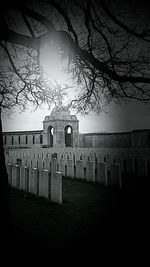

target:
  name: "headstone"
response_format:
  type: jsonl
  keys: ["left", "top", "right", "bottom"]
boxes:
{"left": 12, "top": 165, "right": 20, "bottom": 188}
{"left": 58, "top": 158, "right": 65, "bottom": 176}
{"left": 110, "top": 163, "right": 122, "bottom": 188}
{"left": 39, "top": 169, "right": 50, "bottom": 198}
{"left": 82, "top": 154, "right": 88, "bottom": 168}
{"left": 115, "top": 157, "right": 124, "bottom": 173}
{"left": 67, "top": 159, "right": 74, "bottom": 178}
{"left": 51, "top": 158, "right": 57, "bottom": 175}
{"left": 20, "top": 166, "right": 29, "bottom": 191}
{"left": 22, "top": 156, "right": 28, "bottom": 166}
{"left": 37, "top": 158, "right": 43, "bottom": 169}
{"left": 126, "top": 158, "right": 135, "bottom": 174}
{"left": 76, "top": 160, "right": 84, "bottom": 179}
{"left": 97, "top": 162, "right": 107, "bottom": 185}
{"left": 12, "top": 156, "right": 17, "bottom": 165}
{"left": 86, "top": 161, "right": 95, "bottom": 182}
{"left": 7, "top": 164, "right": 12, "bottom": 185}
{"left": 51, "top": 171, "right": 62, "bottom": 204}
{"left": 44, "top": 157, "right": 51, "bottom": 172}
{"left": 29, "top": 168, "right": 39, "bottom": 195}
{"left": 106, "top": 155, "right": 113, "bottom": 171}
{"left": 137, "top": 159, "right": 147, "bottom": 177}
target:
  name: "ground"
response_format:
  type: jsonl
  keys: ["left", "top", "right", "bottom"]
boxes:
{"left": 4, "top": 177, "right": 150, "bottom": 265}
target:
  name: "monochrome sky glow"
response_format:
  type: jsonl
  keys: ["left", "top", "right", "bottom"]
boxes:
{"left": 2, "top": 101, "right": 150, "bottom": 133}
{"left": 40, "top": 43, "right": 69, "bottom": 84}
{"left": 2, "top": 41, "right": 150, "bottom": 134}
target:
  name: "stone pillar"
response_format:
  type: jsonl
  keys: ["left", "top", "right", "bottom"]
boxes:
{"left": 86, "top": 161, "right": 95, "bottom": 182}
{"left": 12, "top": 165, "right": 20, "bottom": 188}
{"left": 20, "top": 166, "right": 29, "bottom": 191}
{"left": 39, "top": 169, "right": 50, "bottom": 198}
{"left": 29, "top": 168, "right": 39, "bottom": 195}
{"left": 97, "top": 162, "right": 107, "bottom": 185}
{"left": 76, "top": 160, "right": 84, "bottom": 179}
{"left": 51, "top": 171, "right": 62, "bottom": 204}
{"left": 110, "top": 163, "right": 122, "bottom": 188}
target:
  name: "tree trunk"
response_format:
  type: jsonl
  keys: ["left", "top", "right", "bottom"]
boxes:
{"left": 0, "top": 110, "right": 12, "bottom": 255}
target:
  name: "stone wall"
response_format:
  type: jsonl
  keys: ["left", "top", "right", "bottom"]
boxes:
{"left": 3, "top": 130, "right": 43, "bottom": 148}
{"left": 81, "top": 130, "right": 150, "bottom": 148}
{"left": 3, "top": 129, "right": 150, "bottom": 149}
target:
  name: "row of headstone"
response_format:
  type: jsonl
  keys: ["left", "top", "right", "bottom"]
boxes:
{"left": 6, "top": 151, "right": 148, "bottom": 174}
{"left": 62, "top": 160, "right": 122, "bottom": 188}
{"left": 7, "top": 161, "right": 62, "bottom": 204}
{"left": 6, "top": 154, "right": 149, "bottom": 189}
{"left": 6, "top": 157, "right": 122, "bottom": 188}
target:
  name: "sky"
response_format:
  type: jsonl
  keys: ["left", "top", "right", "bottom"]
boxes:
{"left": 2, "top": 101, "right": 150, "bottom": 133}
{"left": 2, "top": 42, "right": 150, "bottom": 134}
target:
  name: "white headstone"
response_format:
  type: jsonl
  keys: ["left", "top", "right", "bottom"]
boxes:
{"left": 51, "top": 171, "right": 62, "bottom": 204}
{"left": 39, "top": 169, "right": 50, "bottom": 198}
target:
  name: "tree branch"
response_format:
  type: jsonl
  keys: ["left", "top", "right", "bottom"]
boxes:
{"left": 100, "top": 0, "right": 150, "bottom": 42}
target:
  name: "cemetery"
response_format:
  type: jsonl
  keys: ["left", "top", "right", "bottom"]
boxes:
{"left": 3, "top": 105, "right": 150, "bottom": 204}
{"left": 3, "top": 106, "right": 150, "bottom": 264}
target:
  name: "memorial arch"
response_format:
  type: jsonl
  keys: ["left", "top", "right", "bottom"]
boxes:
{"left": 43, "top": 105, "right": 79, "bottom": 148}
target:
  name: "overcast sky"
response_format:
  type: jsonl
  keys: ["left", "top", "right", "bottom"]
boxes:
{"left": 2, "top": 101, "right": 150, "bottom": 133}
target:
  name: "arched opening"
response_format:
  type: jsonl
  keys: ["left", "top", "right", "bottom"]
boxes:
{"left": 48, "top": 126, "right": 54, "bottom": 147}
{"left": 65, "top": 125, "right": 73, "bottom": 147}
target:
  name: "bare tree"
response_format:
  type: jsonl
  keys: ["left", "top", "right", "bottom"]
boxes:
{"left": 1, "top": 0, "right": 150, "bottom": 112}
{"left": 0, "top": 33, "right": 68, "bottom": 243}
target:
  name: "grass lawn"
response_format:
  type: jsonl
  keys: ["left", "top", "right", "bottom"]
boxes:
{"left": 5, "top": 177, "right": 150, "bottom": 264}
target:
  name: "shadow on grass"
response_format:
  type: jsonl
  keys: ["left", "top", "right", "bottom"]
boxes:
{"left": 5, "top": 177, "right": 150, "bottom": 264}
